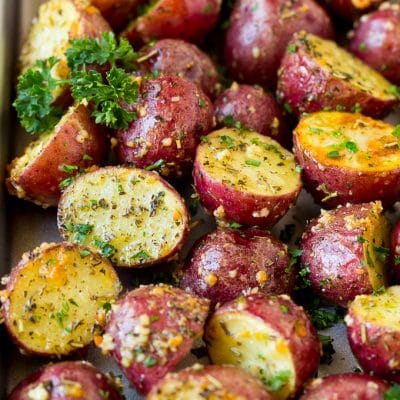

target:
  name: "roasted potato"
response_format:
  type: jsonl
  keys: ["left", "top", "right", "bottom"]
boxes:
{"left": 193, "top": 128, "right": 302, "bottom": 228}
{"left": 224, "top": 0, "right": 333, "bottom": 87}
{"left": 147, "top": 364, "right": 273, "bottom": 399}
{"left": 116, "top": 76, "right": 213, "bottom": 180}
{"left": 1, "top": 242, "right": 120, "bottom": 357}
{"left": 214, "top": 83, "right": 288, "bottom": 145}
{"left": 7, "top": 104, "right": 107, "bottom": 208}
{"left": 345, "top": 286, "right": 400, "bottom": 382}
{"left": 137, "top": 39, "right": 220, "bottom": 99}
{"left": 325, "top": 0, "right": 384, "bottom": 21}
{"left": 390, "top": 220, "right": 400, "bottom": 283}
{"left": 99, "top": 284, "right": 209, "bottom": 393}
{"left": 9, "top": 361, "right": 122, "bottom": 400}
{"left": 300, "top": 373, "right": 390, "bottom": 399}
{"left": 293, "top": 111, "right": 400, "bottom": 208}
{"left": 277, "top": 31, "right": 398, "bottom": 118}
{"left": 122, "top": 0, "right": 222, "bottom": 45}
{"left": 300, "top": 202, "right": 390, "bottom": 307}
{"left": 349, "top": 2, "right": 400, "bottom": 86}
{"left": 57, "top": 166, "right": 190, "bottom": 267}
{"left": 205, "top": 293, "right": 320, "bottom": 399}
{"left": 179, "top": 228, "right": 295, "bottom": 307}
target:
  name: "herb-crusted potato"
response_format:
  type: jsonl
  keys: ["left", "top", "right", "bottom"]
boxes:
{"left": 9, "top": 361, "right": 122, "bottom": 400}
{"left": 301, "top": 202, "right": 390, "bottom": 307}
{"left": 179, "top": 228, "right": 295, "bottom": 307}
{"left": 300, "top": 373, "right": 390, "bottom": 399}
{"left": 293, "top": 111, "right": 400, "bottom": 208}
{"left": 116, "top": 76, "right": 213, "bottom": 180}
{"left": 99, "top": 284, "right": 209, "bottom": 393}
{"left": 345, "top": 286, "right": 400, "bottom": 382}
{"left": 57, "top": 166, "right": 189, "bottom": 267}
{"left": 193, "top": 128, "right": 302, "bottom": 228}
{"left": 147, "top": 364, "right": 273, "bottom": 399}
{"left": 1, "top": 242, "right": 120, "bottom": 357}
{"left": 277, "top": 31, "right": 398, "bottom": 118}
{"left": 205, "top": 294, "right": 320, "bottom": 399}
{"left": 6, "top": 104, "right": 107, "bottom": 208}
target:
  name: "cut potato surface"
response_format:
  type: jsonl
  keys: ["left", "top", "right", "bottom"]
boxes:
{"left": 2, "top": 242, "right": 120, "bottom": 356}
{"left": 57, "top": 166, "right": 189, "bottom": 267}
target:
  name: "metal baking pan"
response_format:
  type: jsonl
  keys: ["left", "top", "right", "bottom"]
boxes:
{"left": 2, "top": 0, "right": 400, "bottom": 398}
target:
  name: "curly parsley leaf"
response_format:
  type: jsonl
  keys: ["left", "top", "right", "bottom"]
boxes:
{"left": 319, "top": 334, "right": 335, "bottom": 364}
{"left": 385, "top": 384, "right": 400, "bottom": 399}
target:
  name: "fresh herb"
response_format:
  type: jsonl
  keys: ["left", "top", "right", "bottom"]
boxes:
{"left": 198, "top": 98, "right": 207, "bottom": 108}
{"left": 133, "top": 250, "right": 150, "bottom": 261}
{"left": 69, "top": 298, "right": 79, "bottom": 307}
{"left": 345, "top": 141, "right": 358, "bottom": 153}
{"left": 295, "top": 164, "right": 302, "bottom": 173}
{"left": 283, "top": 102, "right": 293, "bottom": 114}
{"left": 305, "top": 298, "right": 344, "bottom": 330}
{"left": 373, "top": 246, "right": 390, "bottom": 262}
{"left": 245, "top": 159, "right": 261, "bottom": 167}
{"left": 228, "top": 221, "right": 242, "bottom": 229}
{"left": 327, "top": 150, "right": 340, "bottom": 158}
{"left": 358, "top": 42, "right": 368, "bottom": 52}
{"left": 73, "top": 224, "right": 93, "bottom": 243}
{"left": 384, "top": 384, "right": 400, "bottom": 400}
{"left": 222, "top": 115, "right": 244, "bottom": 130}
{"left": 59, "top": 176, "right": 75, "bottom": 190}
{"left": 219, "top": 134, "right": 235, "bottom": 148}
{"left": 145, "top": 159, "right": 166, "bottom": 171}
{"left": 392, "top": 124, "right": 400, "bottom": 138}
{"left": 143, "top": 356, "right": 157, "bottom": 367}
{"left": 395, "top": 255, "right": 400, "bottom": 265}
{"left": 357, "top": 236, "right": 366, "bottom": 243}
{"left": 373, "top": 286, "right": 386, "bottom": 295}
{"left": 82, "top": 154, "right": 93, "bottom": 161}
{"left": 189, "top": 194, "right": 200, "bottom": 216}
{"left": 319, "top": 334, "right": 335, "bottom": 364}
{"left": 287, "top": 44, "right": 298, "bottom": 53}
{"left": 102, "top": 302, "right": 112, "bottom": 312}
{"left": 63, "top": 164, "right": 78, "bottom": 174}
{"left": 266, "top": 370, "right": 292, "bottom": 391}
{"left": 280, "top": 305, "right": 289, "bottom": 313}
{"left": 93, "top": 239, "right": 116, "bottom": 258}
{"left": 351, "top": 103, "right": 362, "bottom": 113}
{"left": 388, "top": 85, "right": 400, "bottom": 100}
{"left": 285, "top": 248, "right": 303, "bottom": 274}
{"left": 200, "top": 135, "right": 209, "bottom": 143}
{"left": 79, "top": 249, "right": 91, "bottom": 258}
{"left": 98, "top": 389, "right": 110, "bottom": 399}
{"left": 298, "top": 266, "right": 311, "bottom": 289}
{"left": 203, "top": 4, "right": 213, "bottom": 14}
{"left": 309, "top": 127, "right": 322, "bottom": 134}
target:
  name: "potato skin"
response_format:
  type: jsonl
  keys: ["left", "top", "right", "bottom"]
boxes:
{"left": 179, "top": 228, "right": 295, "bottom": 307}
{"left": 138, "top": 39, "right": 220, "bottom": 99}
{"left": 300, "top": 202, "right": 389, "bottom": 307}
{"left": 349, "top": 4, "right": 400, "bottom": 86}
{"left": 9, "top": 361, "right": 122, "bottom": 400}
{"left": 116, "top": 76, "right": 213, "bottom": 179}
{"left": 224, "top": 0, "right": 333, "bottom": 87}
{"left": 214, "top": 83, "right": 288, "bottom": 145}
{"left": 101, "top": 284, "right": 209, "bottom": 393}
{"left": 326, "top": 0, "right": 384, "bottom": 21}
{"left": 205, "top": 293, "right": 320, "bottom": 398}
{"left": 300, "top": 373, "right": 390, "bottom": 400}
{"left": 122, "top": 0, "right": 222, "bottom": 45}
{"left": 6, "top": 104, "right": 107, "bottom": 208}
{"left": 147, "top": 364, "right": 273, "bottom": 399}
{"left": 390, "top": 220, "right": 400, "bottom": 283}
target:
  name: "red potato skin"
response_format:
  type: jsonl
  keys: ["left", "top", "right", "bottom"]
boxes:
{"left": 207, "top": 293, "right": 321, "bottom": 396}
{"left": 224, "top": 0, "right": 334, "bottom": 88}
{"left": 179, "top": 228, "right": 295, "bottom": 307}
{"left": 122, "top": 0, "right": 222, "bottom": 46}
{"left": 301, "top": 203, "right": 381, "bottom": 307}
{"left": 390, "top": 220, "right": 400, "bottom": 283}
{"left": 116, "top": 76, "right": 213, "bottom": 179}
{"left": 147, "top": 364, "right": 273, "bottom": 399}
{"left": 6, "top": 105, "right": 107, "bottom": 208}
{"left": 104, "top": 285, "right": 209, "bottom": 394}
{"left": 346, "top": 307, "right": 400, "bottom": 382}
{"left": 9, "top": 361, "right": 122, "bottom": 400}
{"left": 327, "top": 0, "right": 384, "bottom": 22}
{"left": 349, "top": 5, "right": 400, "bottom": 86}
{"left": 300, "top": 373, "right": 390, "bottom": 400}
{"left": 277, "top": 35, "right": 398, "bottom": 119}
{"left": 138, "top": 39, "right": 220, "bottom": 99}
{"left": 214, "top": 84, "right": 288, "bottom": 145}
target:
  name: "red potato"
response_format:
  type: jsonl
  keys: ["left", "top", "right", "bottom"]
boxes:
{"left": 277, "top": 32, "right": 398, "bottom": 119}
{"left": 1, "top": 242, "right": 121, "bottom": 357}
{"left": 99, "top": 284, "right": 209, "bottom": 394}
{"left": 349, "top": 3, "right": 400, "bottom": 86}
{"left": 116, "top": 76, "right": 213, "bottom": 180}
{"left": 300, "top": 373, "right": 390, "bottom": 400}
{"left": 214, "top": 83, "right": 288, "bottom": 145}
{"left": 122, "top": 0, "right": 222, "bottom": 46}
{"left": 224, "top": 0, "right": 334, "bottom": 87}
{"left": 390, "top": 220, "right": 400, "bottom": 283}
{"left": 6, "top": 104, "right": 107, "bottom": 208}
{"left": 205, "top": 293, "right": 321, "bottom": 399}
{"left": 326, "top": 0, "right": 384, "bottom": 22}
{"left": 147, "top": 364, "right": 273, "bottom": 399}
{"left": 345, "top": 286, "right": 400, "bottom": 382}
{"left": 193, "top": 128, "right": 302, "bottom": 228}
{"left": 137, "top": 39, "right": 220, "bottom": 99}
{"left": 179, "top": 228, "right": 295, "bottom": 307}
{"left": 293, "top": 111, "right": 400, "bottom": 208}
{"left": 9, "top": 361, "right": 122, "bottom": 400}
{"left": 300, "top": 202, "right": 390, "bottom": 307}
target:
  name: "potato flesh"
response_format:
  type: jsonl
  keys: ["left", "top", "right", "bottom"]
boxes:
{"left": 207, "top": 312, "right": 295, "bottom": 400}
{"left": 302, "top": 32, "right": 395, "bottom": 100}
{"left": 350, "top": 286, "right": 400, "bottom": 330}
{"left": 198, "top": 129, "right": 299, "bottom": 196}
{"left": 7, "top": 244, "right": 119, "bottom": 355}
{"left": 58, "top": 168, "right": 187, "bottom": 267}
{"left": 296, "top": 112, "right": 400, "bottom": 172}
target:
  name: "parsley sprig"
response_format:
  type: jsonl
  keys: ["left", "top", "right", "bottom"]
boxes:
{"left": 14, "top": 33, "right": 139, "bottom": 134}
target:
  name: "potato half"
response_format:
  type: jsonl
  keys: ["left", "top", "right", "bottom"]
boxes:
{"left": 194, "top": 128, "right": 302, "bottom": 228}
{"left": 277, "top": 31, "right": 398, "bottom": 118}
{"left": 294, "top": 111, "right": 400, "bottom": 207}
{"left": 57, "top": 166, "right": 189, "bottom": 267}
{"left": 1, "top": 242, "right": 121, "bottom": 357}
